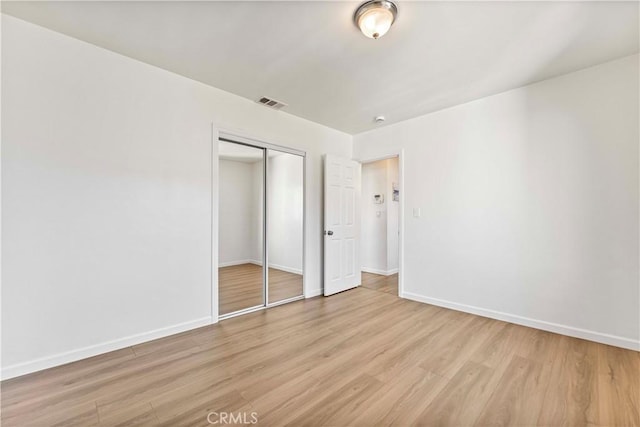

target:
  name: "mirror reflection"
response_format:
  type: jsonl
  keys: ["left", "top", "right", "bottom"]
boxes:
{"left": 267, "top": 150, "right": 304, "bottom": 303}
{"left": 218, "top": 141, "right": 264, "bottom": 315}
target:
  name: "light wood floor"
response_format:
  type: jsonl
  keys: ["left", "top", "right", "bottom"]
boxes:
{"left": 219, "top": 264, "right": 303, "bottom": 315}
{"left": 361, "top": 272, "right": 398, "bottom": 295}
{"left": 2, "top": 287, "right": 638, "bottom": 426}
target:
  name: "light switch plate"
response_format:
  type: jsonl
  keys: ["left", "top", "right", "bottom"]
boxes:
{"left": 413, "top": 208, "right": 421, "bottom": 218}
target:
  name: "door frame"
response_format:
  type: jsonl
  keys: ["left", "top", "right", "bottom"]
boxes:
{"left": 354, "top": 150, "right": 405, "bottom": 298}
{"left": 211, "top": 125, "right": 307, "bottom": 323}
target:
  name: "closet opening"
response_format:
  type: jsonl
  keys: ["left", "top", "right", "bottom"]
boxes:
{"left": 217, "top": 135, "right": 305, "bottom": 320}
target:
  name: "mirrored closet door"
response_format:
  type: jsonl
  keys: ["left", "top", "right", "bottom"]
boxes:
{"left": 218, "top": 137, "right": 304, "bottom": 318}
{"left": 267, "top": 150, "right": 304, "bottom": 304}
{"left": 218, "top": 141, "right": 265, "bottom": 316}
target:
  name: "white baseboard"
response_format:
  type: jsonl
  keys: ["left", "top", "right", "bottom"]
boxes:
{"left": 1, "top": 316, "right": 212, "bottom": 380}
{"left": 219, "top": 259, "right": 254, "bottom": 268}
{"left": 268, "top": 263, "right": 303, "bottom": 275}
{"left": 362, "top": 267, "right": 398, "bottom": 276}
{"left": 305, "top": 288, "right": 322, "bottom": 298}
{"left": 219, "top": 260, "right": 302, "bottom": 275}
{"left": 401, "top": 291, "right": 639, "bottom": 351}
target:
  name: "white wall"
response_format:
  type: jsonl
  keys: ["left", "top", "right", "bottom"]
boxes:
{"left": 1, "top": 15, "right": 352, "bottom": 378}
{"left": 361, "top": 160, "right": 389, "bottom": 273}
{"left": 219, "top": 153, "right": 303, "bottom": 274}
{"left": 220, "top": 152, "right": 303, "bottom": 274}
{"left": 354, "top": 54, "right": 639, "bottom": 350}
{"left": 267, "top": 153, "right": 304, "bottom": 274}
{"left": 250, "top": 160, "right": 264, "bottom": 265}
{"left": 218, "top": 159, "right": 261, "bottom": 266}
{"left": 361, "top": 158, "right": 399, "bottom": 275}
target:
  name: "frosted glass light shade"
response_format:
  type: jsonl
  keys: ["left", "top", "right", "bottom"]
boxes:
{"left": 354, "top": 1, "right": 398, "bottom": 39}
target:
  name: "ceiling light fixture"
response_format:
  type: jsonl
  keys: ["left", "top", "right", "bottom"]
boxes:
{"left": 354, "top": 0, "right": 398, "bottom": 39}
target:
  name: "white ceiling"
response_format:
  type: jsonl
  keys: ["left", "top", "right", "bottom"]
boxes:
{"left": 219, "top": 140, "right": 263, "bottom": 163}
{"left": 219, "top": 140, "right": 286, "bottom": 162}
{"left": 3, "top": 1, "right": 638, "bottom": 134}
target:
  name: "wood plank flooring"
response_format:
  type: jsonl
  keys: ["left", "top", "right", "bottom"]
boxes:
{"left": 2, "top": 286, "right": 638, "bottom": 426}
{"left": 218, "top": 264, "right": 303, "bottom": 315}
{"left": 267, "top": 268, "right": 303, "bottom": 305}
{"left": 361, "top": 272, "right": 398, "bottom": 295}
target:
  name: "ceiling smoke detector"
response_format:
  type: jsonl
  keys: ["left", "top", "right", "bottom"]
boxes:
{"left": 256, "top": 96, "right": 288, "bottom": 110}
{"left": 374, "top": 115, "right": 386, "bottom": 123}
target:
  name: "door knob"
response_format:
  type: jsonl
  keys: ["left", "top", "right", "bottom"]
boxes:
{"left": 326, "top": 230, "right": 334, "bottom": 236}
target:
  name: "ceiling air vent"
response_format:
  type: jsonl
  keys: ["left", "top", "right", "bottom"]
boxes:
{"left": 257, "top": 96, "right": 288, "bottom": 111}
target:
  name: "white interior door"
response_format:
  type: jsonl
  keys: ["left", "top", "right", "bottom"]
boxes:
{"left": 324, "top": 154, "right": 361, "bottom": 296}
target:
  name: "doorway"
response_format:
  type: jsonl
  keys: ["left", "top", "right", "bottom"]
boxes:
{"left": 217, "top": 135, "right": 305, "bottom": 319}
{"left": 360, "top": 156, "right": 400, "bottom": 296}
